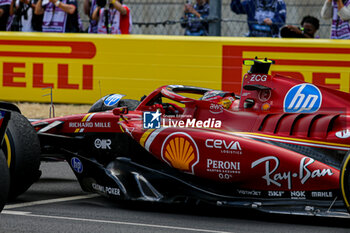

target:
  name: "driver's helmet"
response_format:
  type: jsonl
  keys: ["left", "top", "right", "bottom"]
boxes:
{"left": 201, "top": 90, "right": 235, "bottom": 109}
{"left": 218, "top": 97, "right": 235, "bottom": 109}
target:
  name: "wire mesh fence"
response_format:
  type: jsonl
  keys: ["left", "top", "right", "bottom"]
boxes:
{"left": 79, "top": 0, "right": 332, "bottom": 38}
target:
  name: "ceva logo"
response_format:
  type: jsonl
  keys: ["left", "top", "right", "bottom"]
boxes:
{"left": 283, "top": 84, "right": 322, "bottom": 113}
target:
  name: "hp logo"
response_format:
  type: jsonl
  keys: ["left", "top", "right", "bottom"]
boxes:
{"left": 71, "top": 157, "right": 83, "bottom": 173}
{"left": 284, "top": 84, "right": 322, "bottom": 113}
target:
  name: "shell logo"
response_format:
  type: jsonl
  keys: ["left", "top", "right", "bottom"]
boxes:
{"left": 161, "top": 132, "right": 199, "bottom": 174}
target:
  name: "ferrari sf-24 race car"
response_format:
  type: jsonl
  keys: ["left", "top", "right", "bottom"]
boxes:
{"left": 2, "top": 58, "right": 350, "bottom": 217}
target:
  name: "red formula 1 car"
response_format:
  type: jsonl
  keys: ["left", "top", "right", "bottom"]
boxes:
{"left": 23, "top": 58, "right": 350, "bottom": 217}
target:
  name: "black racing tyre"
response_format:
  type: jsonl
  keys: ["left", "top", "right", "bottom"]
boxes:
{"left": 2, "top": 111, "right": 41, "bottom": 199}
{"left": 340, "top": 151, "right": 350, "bottom": 214}
{"left": 0, "top": 150, "right": 10, "bottom": 212}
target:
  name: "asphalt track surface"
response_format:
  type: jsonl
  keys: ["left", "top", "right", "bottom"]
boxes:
{"left": 1, "top": 162, "right": 350, "bottom": 233}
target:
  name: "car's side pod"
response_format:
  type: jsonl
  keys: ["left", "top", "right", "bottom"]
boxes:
{"left": 340, "top": 151, "right": 350, "bottom": 214}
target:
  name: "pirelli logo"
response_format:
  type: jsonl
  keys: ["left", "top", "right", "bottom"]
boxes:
{"left": 222, "top": 45, "right": 350, "bottom": 94}
{"left": 0, "top": 40, "right": 96, "bottom": 90}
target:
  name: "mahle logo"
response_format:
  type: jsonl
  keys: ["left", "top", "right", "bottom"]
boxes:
{"left": 283, "top": 84, "right": 322, "bottom": 113}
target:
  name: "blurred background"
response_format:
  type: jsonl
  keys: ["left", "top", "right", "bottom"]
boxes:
{"left": 78, "top": 0, "right": 330, "bottom": 38}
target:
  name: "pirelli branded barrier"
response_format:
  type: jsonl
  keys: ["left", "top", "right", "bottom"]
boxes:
{"left": 1, "top": 32, "right": 350, "bottom": 104}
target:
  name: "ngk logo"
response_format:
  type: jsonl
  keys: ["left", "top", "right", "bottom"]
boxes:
{"left": 1, "top": 40, "right": 96, "bottom": 90}
{"left": 290, "top": 191, "right": 306, "bottom": 199}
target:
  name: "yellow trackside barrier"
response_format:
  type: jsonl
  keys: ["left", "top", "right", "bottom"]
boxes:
{"left": 1, "top": 32, "right": 350, "bottom": 104}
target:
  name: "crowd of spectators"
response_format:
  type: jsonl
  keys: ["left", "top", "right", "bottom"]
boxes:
{"left": 280, "top": 15, "right": 320, "bottom": 38}
{"left": 181, "top": 0, "right": 209, "bottom": 36}
{"left": 0, "top": 0, "right": 349, "bottom": 39}
{"left": 0, "top": 0, "right": 131, "bottom": 33}
{"left": 179, "top": 0, "right": 349, "bottom": 39}
{"left": 230, "top": 0, "right": 286, "bottom": 38}
{"left": 321, "top": 0, "right": 350, "bottom": 39}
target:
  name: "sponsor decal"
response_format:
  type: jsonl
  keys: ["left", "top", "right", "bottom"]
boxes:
{"left": 143, "top": 110, "right": 161, "bottom": 129}
{"left": 94, "top": 138, "right": 111, "bottom": 149}
{"left": 143, "top": 110, "right": 222, "bottom": 129}
{"left": 237, "top": 189, "right": 261, "bottom": 196}
{"left": 205, "top": 139, "right": 242, "bottom": 155}
{"left": 161, "top": 132, "right": 199, "bottom": 174}
{"left": 268, "top": 191, "right": 284, "bottom": 197}
{"left": 335, "top": 129, "right": 350, "bottom": 139}
{"left": 94, "top": 122, "right": 111, "bottom": 128}
{"left": 163, "top": 118, "right": 222, "bottom": 128}
{"left": 209, "top": 103, "right": 224, "bottom": 114}
{"left": 69, "top": 122, "right": 111, "bottom": 128}
{"left": 70, "top": 122, "right": 93, "bottom": 128}
{"left": 69, "top": 113, "right": 110, "bottom": 133}
{"left": 0, "top": 40, "right": 95, "bottom": 91}
{"left": 249, "top": 74, "right": 267, "bottom": 82}
{"left": 251, "top": 156, "right": 333, "bottom": 189}
{"left": 283, "top": 84, "right": 322, "bottom": 113}
{"left": 311, "top": 191, "right": 333, "bottom": 198}
{"left": 92, "top": 183, "right": 120, "bottom": 196}
{"left": 125, "top": 127, "right": 135, "bottom": 137}
{"left": 207, "top": 159, "right": 240, "bottom": 176}
{"left": 290, "top": 191, "right": 306, "bottom": 199}
{"left": 261, "top": 103, "right": 271, "bottom": 111}
{"left": 104, "top": 94, "right": 124, "bottom": 107}
{"left": 2, "top": 63, "right": 93, "bottom": 90}
{"left": 71, "top": 157, "right": 83, "bottom": 173}
{"left": 0, "top": 40, "right": 96, "bottom": 58}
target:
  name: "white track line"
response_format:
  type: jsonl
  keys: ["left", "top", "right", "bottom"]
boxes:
{"left": 4, "top": 194, "right": 99, "bottom": 210}
{"left": 1, "top": 210, "right": 235, "bottom": 233}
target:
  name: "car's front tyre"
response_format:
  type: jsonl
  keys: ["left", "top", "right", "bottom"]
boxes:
{"left": 0, "top": 150, "right": 9, "bottom": 212}
{"left": 2, "top": 111, "right": 41, "bottom": 200}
